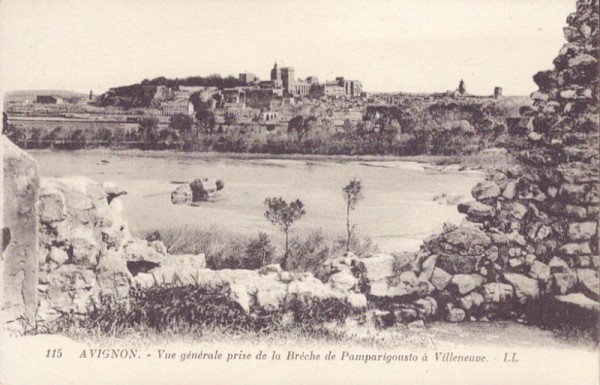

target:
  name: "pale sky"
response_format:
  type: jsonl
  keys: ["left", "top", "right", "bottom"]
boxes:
{"left": 0, "top": 0, "right": 574, "bottom": 95}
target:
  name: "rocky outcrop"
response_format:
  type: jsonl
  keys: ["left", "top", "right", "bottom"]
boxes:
{"left": 35, "top": 176, "right": 206, "bottom": 323}
{"left": 171, "top": 178, "right": 224, "bottom": 205}
{"left": 2, "top": 136, "right": 39, "bottom": 330}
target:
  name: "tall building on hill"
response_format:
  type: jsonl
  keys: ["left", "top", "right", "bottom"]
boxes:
{"left": 280, "top": 67, "right": 295, "bottom": 95}
{"left": 270, "top": 63, "right": 283, "bottom": 88}
{"left": 239, "top": 73, "right": 259, "bottom": 85}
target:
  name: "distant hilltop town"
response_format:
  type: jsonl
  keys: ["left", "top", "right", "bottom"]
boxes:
{"left": 4, "top": 63, "right": 367, "bottom": 127}
{"left": 242, "top": 62, "right": 364, "bottom": 98}
{"left": 3, "top": 64, "right": 531, "bottom": 155}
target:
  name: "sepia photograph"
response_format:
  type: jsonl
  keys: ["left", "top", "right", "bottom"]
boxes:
{"left": 0, "top": 0, "right": 598, "bottom": 384}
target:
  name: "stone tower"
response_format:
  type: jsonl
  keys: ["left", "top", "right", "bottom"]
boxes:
{"left": 270, "top": 63, "right": 282, "bottom": 88}
{"left": 281, "top": 67, "right": 295, "bottom": 95}
{"left": 494, "top": 87, "right": 503, "bottom": 99}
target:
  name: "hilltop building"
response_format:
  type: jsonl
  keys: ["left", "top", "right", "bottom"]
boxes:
{"left": 239, "top": 73, "right": 259, "bottom": 85}
{"left": 36, "top": 95, "right": 64, "bottom": 104}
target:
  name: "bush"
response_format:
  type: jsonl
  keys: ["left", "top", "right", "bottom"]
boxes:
{"left": 44, "top": 282, "right": 361, "bottom": 337}
{"left": 245, "top": 232, "right": 276, "bottom": 269}
{"left": 147, "top": 226, "right": 378, "bottom": 275}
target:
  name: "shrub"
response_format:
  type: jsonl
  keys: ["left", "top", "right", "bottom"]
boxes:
{"left": 146, "top": 226, "right": 377, "bottom": 274}
{"left": 44, "top": 282, "right": 361, "bottom": 337}
{"left": 245, "top": 232, "right": 276, "bottom": 270}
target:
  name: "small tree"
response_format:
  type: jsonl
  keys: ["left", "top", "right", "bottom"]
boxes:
{"left": 343, "top": 178, "right": 363, "bottom": 252}
{"left": 264, "top": 197, "right": 306, "bottom": 269}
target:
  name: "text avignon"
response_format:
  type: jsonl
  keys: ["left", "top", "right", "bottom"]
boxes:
{"left": 79, "top": 349, "right": 139, "bottom": 359}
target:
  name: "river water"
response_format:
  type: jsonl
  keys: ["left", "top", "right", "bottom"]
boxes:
{"left": 32, "top": 151, "right": 484, "bottom": 253}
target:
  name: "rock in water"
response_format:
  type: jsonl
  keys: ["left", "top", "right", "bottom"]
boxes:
{"left": 173, "top": 178, "right": 224, "bottom": 204}
{"left": 190, "top": 179, "right": 209, "bottom": 202}
{"left": 171, "top": 185, "right": 192, "bottom": 205}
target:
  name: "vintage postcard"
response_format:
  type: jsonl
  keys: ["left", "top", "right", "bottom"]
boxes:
{"left": 1, "top": 0, "right": 598, "bottom": 384}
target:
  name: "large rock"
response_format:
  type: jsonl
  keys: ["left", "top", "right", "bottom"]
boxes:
{"left": 2, "top": 136, "right": 40, "bottom": 327}
{"left": 553, "top": 271, "right": 578, "bottom": 295}
{"left": 471, "top": 181, "right": 501, "bottom": 200}
{"left": 102, "top": 182, "right": 127, "bottom": 204}
{"left": 576, "top": 269, "right": 599, "bottom": 301}
{"left": 459, "top": 292, "right": 484, "bottom": 311}
{"left": 171, "top": 185, "right": 192, "bottom": 205}
{"left": 567, "top": 222, "right": 597, "bottom": 241}
{"left": 560, "top": 242, "right": 592, "bottom": 256}
{"left": 430, "top": 267, "right": 452, "bottom": 291}
{"left": 482, "top": 282, "right": 514, "bottom": 303}
{"left": 458, "top": 201, "right": 496, "bottom": 221}
{"left": 528, "top": 261, "right": 551, "bottom": 281}
{"left": 414, "top": 297, "right": 437, "bottom": 318}
{"left": 256, "top": 288, "right": 287, "bottom": 311}
{"left": 419, "top": 254, "right": 437, "bottom": 281}
{"left": 502, "top": 180, "right": 518, "bottom": 199}
{"left": 69, "top": 227, "right": 100, "bottom": 268}
{"left": 328, "top": 271, "right": 357, "bottom": 292}
{"left": 450, "top": 274, "right": 477, "bottom": 295}
{"left": 39, "top": 264, "right": 98, "bottom": 320}
{"left": 37, "top": 186, "right": 67, "bottom": 223}
{"left": 444, "top": 224, "right": 491, "bottom": 250}
{"left": 190, "top": 178, "right": 222, "bottom": 202}
{"left": 357, "top": 254, "right": 395, "bottom": 282}
{"left": 555, "top": 293, "right": 599, "bottom": 312}
{"left": 446, "top": 307, "right": 466, "bottom": 322}
{"left": 504, "top": 273, "right": 539, "bottom": 302}
{"left": 95, "top": 251, "right": 133, "bottom": 299}
{"left": 123, "top": 239, "right": 165, "bottom": 264}
{"left": 41, "top": 177, "right": 111, "bottom": 228}
{"left": 162, "top": 253, "right": 207, "bottom": 271}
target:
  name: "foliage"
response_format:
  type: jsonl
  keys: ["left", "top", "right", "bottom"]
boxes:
{"left": 264, "top": 197, "right": 306, "bottom": 269}
{"left": 245, "top": 232, "right": 276, "bottom": 270}
{"left": 146, "top": 226, "right": 378, "bottom": 276}
{"left": 6, "top": 96, "right": 524, "bottom": 156}
{"left": 138, "top": 116, "right": 160, "bottom": 149}
{"left": 44, "top": 282, "right": 359, "bottom": 337}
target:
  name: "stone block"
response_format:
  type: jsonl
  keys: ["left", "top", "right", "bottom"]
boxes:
{"left": 430, "top": 267, "right": 452, "bottom": 291}
{"left": 567, "top": 222, "right": 597, "bottom": 241}
{"left": 2, "top": 137, "right": 39, "bottom": 327}
{"left": 504, "top": 273, "right": 539, "bottom": 302}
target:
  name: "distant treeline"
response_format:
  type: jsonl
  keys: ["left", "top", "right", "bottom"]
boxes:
{"left": 4, "top": 98, "right": 526, "bottom": 156}
{"left": 97, "top": 74, "right": 244, "bottom": 108}
{"left": 141, "top": 74, "right": 244, "bottom": 89}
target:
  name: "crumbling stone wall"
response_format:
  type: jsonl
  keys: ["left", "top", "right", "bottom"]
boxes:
{"left": 369, "top": 0, "right": 599, "bottom": 325}
{"left": 319, "top": 0, "right": 599, "bottom": 327}
{"left": 2, "top": 136, "right": 39, "bottom": 330}
{"left": 35, "top": 176, "right": 206, "bottom": 323}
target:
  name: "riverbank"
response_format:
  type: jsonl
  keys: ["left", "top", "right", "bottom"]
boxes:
{"left": 29, "top": 147, "right": 452, "bottom": 164}
{"left": 29, "top": 147, "right": 512, "bottom": 173}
